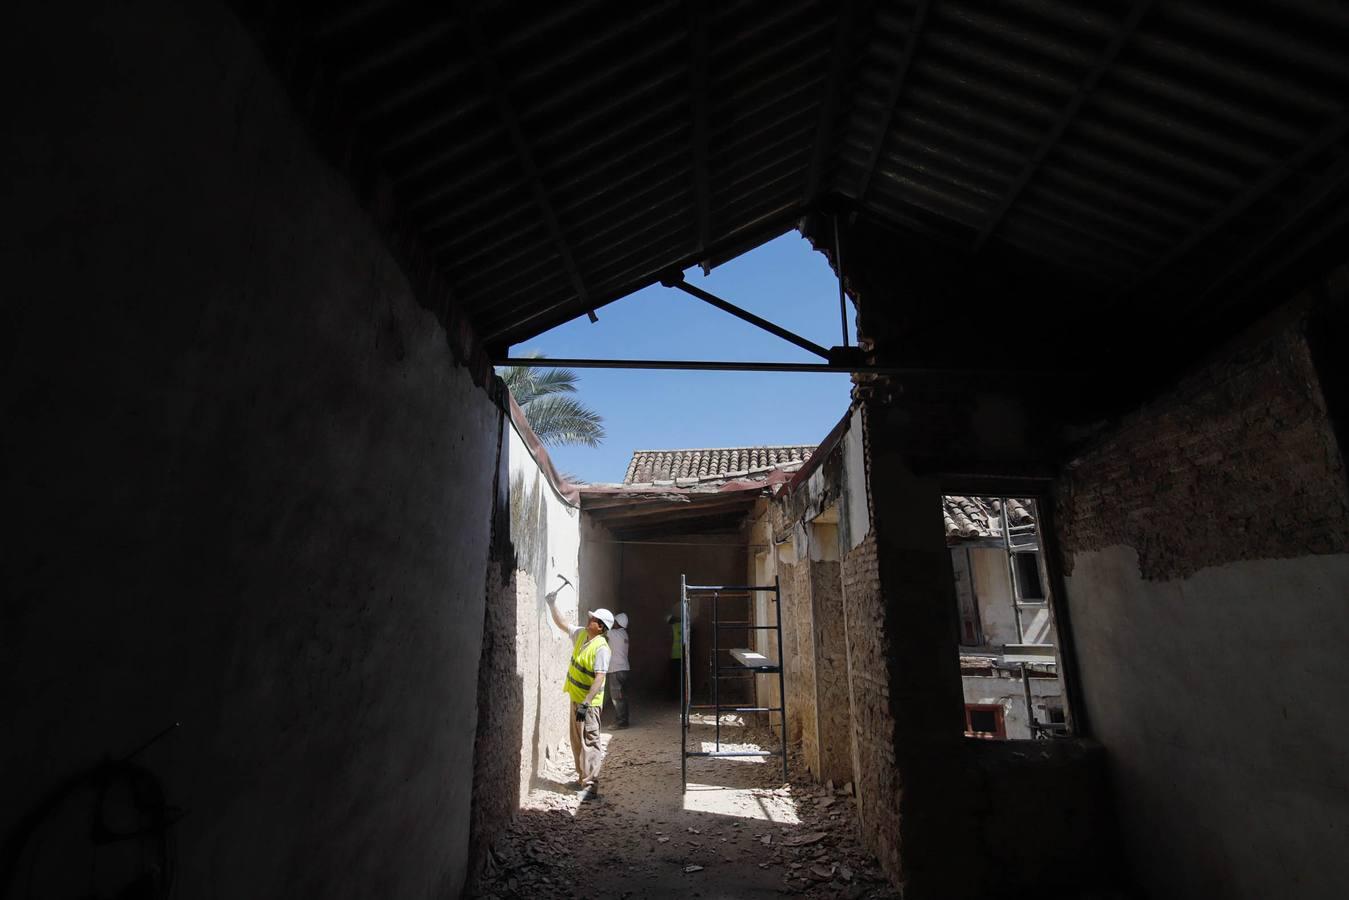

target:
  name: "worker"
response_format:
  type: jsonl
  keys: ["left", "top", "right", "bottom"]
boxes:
{"left": 666, "top": 611, "right": 683, "bottom": 699}
{"left": 545, "top": 591, "right": 614, "bottom": 797}
{"left": 607, "top": 613, "right": 631, "bottom": 728}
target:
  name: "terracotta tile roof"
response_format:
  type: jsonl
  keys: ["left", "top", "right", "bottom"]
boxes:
{"left": 943, "top": 496, "right": 1035, "bottom": 541}
{"left": 623, "top": 445, "right": 814, "bottom": 485}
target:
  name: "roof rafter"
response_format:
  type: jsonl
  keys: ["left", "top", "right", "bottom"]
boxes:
{"left": 483, "top": 205, "right": 802, "bottom": 346}
{"left": 855, "top": 0, "right": 930, "bottom": 201}
{"left": 973, "top": 0, "right": 1154, "bottom": 252}
{"left": 688, "top": 0, "right": 711, "bottom": 256}
{"left": 802, "top": 0, "right": 855, "bottom": 206}
{"left": 1192, "top": 146, "right": 1349, "bottom": 313}
{"left": 462, "top": 8, "right": 592, "bottom": 317}
{"left": 1116, "top": 106, "right": 1349, "bottom": 304}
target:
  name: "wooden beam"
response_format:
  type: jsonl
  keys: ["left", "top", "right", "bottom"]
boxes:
{"left": 973, "top": 0, "right": 1153, "bottom": 252}
{"left": 589, "top": 500, "right": 757, "bottom": 525}
{"left": 1193, "top": 147, "right": 1349, "bottom": 311}
{"left": 483, "top": 204, "right": 802, "bottom": 345}
{"left": 1116, "top": 107, "right": 1349, "bottom": 304}
{"left": 802, "top": 0, "right": 855, "bottom": 206}
{"left": 688, "top": 0, "right": 711, "bottom": 256}
{"left": 462, "top": 9, "right": 591, "bottom": 313}
{"left": 855, "top": 0, "right": 930, "bottom": 201}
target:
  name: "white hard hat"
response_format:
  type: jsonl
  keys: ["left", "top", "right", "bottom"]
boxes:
{"left": 615, "top": 612, "right": 629, "bottom": 628}
{"left": 590, "top": 608, "right": 616, "bottom": 629}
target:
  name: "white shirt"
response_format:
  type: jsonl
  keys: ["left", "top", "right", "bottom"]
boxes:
{"left": 568, "top": 626, "right": 611, "bottom": 674}
{"left": 607, "top": 627, "right": 630, "bottom": 672}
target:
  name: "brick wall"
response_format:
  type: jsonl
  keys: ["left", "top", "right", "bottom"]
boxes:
{"left": 780, "top": 559, "right": 818, "bottom": 765}
{"left": 1052, "top": 309, "right": 1349, "bottom": 900}
{"left": 808, "top": 562, "right": 852, "bottom": 784}
{"left": 1056, "top": 323, "right": 1349, "bottom": 580}
{"left": 839, "top": 533, "right": 901, "bottom": 881}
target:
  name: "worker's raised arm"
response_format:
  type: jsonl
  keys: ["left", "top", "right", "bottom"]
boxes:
{"left": 543, "top": 591, "right": 571, "bottom": 634}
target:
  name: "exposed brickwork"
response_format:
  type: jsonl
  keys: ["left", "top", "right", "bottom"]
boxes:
{"left": 808, "top": 561, "right": 852, "bottom": 784}
{"left": 839, "top": 532, "right": 901, "bottom": 882}
{"left": 1056, "top": 324, "right": 1349, "bottom": 580}
{"left": 780, "top": 560, "right": 818, "bottom": 766}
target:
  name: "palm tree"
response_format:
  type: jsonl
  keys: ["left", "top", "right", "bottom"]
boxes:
{"left": 499, "top": 353, "right": 606, "bottom": 448}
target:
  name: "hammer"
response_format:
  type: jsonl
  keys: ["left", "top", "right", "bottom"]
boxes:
{"left": 545, "top": 573, "right": 574, "bottom": 605}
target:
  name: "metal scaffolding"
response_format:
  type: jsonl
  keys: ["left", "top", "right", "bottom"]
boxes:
{"left": 680, "top": 575, "right": 787, "bottom": 791}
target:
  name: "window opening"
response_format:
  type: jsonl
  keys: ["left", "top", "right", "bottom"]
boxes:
{"left": 964, "top": 704, "right": 1006, "bottom": 739}
{"left": 942, "top": 495, "right": 1071, "bottom": 740}
{"left": 1011, "top": 552, "right": 1045, "bottom": 601}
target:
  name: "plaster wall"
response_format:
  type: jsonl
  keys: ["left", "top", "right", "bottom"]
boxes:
{"left": 615, "top": 537, "right": 748, "bottom": 701}
{"left": 471, "top": 421, "right": 589, "bottom": 865}
{"left": 968, "top": 548, "right": 1018, "bottom": 646}
{"left": 1066, "top": 548, "right": 1349, "bottom": 899}
{"left": 1056, "top": 316, "right": 1349, "bottom": 900}
{"left": 1, "top": 1, "right": 499, "bottom": 894}
{"left": 960, "top": 674, "right": 1064, "bottom": 741}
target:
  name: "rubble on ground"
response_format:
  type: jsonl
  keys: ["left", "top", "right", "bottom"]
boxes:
{"left": 469, "top": 716, "right": 898, "bottom": 899}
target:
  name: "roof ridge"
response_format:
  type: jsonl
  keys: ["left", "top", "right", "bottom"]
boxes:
{"left": 629, "top": 444, "right": 816, "bottom": 453}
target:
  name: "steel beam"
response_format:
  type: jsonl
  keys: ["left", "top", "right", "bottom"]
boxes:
{"left": 664, "top": 276, "right": 831, "bottom": 359}
{"left": 493, "top": 356, "right": 1062, "bottom": 378}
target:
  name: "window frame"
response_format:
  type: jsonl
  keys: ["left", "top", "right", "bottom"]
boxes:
{"left": 963, "top": 703, "right": 1007, "bottom": 740}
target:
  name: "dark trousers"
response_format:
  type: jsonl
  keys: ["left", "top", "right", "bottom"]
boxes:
{"left": 609, "top": 670, "right": 631, "bottom": 725}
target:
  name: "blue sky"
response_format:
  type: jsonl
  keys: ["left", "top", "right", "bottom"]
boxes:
{"left": 509, "top": 232, "right": 856, "bottom": 483}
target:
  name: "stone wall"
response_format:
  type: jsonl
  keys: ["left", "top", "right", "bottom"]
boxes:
{"left": 838, "top": 532, "right": 901, "bottom": 879}
{"left": 808, "top": 560, "right": 852, "bottom": 784}
{"left": 1054, "top": 309, "right": 1349, "bottom": 900}
{"left": 1, "top": 1, "right": 500, "bottom": 895}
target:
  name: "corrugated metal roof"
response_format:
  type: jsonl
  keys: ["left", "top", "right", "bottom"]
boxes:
{"left": 245, "top": 0, "right": 1349, "bottom": 354}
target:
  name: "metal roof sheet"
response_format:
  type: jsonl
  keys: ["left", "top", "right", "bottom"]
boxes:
{"left": 244, "top": 0, "right": 1349, "bottom": 357}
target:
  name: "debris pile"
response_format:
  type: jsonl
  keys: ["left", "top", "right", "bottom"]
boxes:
{"left": 470, "top": 716, "right": 898, "bottom": 898}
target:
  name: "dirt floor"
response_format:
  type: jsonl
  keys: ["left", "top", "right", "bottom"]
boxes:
{"left": 470, "top": 701, "right": 900, "bottom": 899}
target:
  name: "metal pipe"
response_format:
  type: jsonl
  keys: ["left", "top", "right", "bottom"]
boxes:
{"left": 1021, "top": 661, "right": 1037, "bottom": 738}
{"left": 681, "top": 574, "right": 688, "bottom": 793}
{"left": 774, "top": 574, "right": 788, "bottom": 782}
{"left": 665, "top": 277, "right": 832, "bottom": 359}
{"left": 1002, "top": 498, "right": 1026, "bottom": 645}
{"left": 493, "top": 357, "right": 1067, "bottom": 378}
{"left": 834, "top": 212, "right": 849, "bottom": 348}
{"left": 713, "top": 590, "right": 721, "bottom": 750}
{"left": 688, "top": 705, "right": 784, "bottom": 712}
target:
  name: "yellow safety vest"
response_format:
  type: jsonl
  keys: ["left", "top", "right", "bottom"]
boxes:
{"left": 565, "top": 632, "right": 609, "bottom": 706}
{"left": 670, "top": 622, "right": 683, "bottom": 660}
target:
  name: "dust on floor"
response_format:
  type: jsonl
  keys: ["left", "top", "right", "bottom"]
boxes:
{"left": 471, "top": 705, "right": 899, "bottom": 899}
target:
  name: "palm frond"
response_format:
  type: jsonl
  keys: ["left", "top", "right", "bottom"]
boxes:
{"left": 528, "top": 367, "right": 580, "bottom": 396}
{"left": 522, "top": 395, "right": 606, "bottom": 448}
{"left": 498, "top": 352, "right": 579, "bottom": 406}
